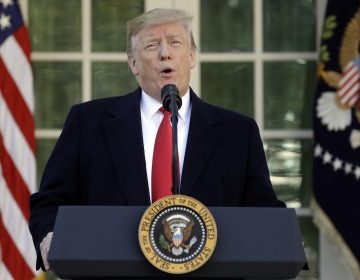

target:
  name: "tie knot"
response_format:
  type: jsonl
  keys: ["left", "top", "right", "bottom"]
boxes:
{"left": 160, "top": 107, "right": 170, "bottom": 116}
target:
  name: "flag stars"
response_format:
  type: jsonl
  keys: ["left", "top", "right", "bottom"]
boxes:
{"left": 0, "top": 13, "right": 11, "bottom": 30}
{"left": 332, "top": 158, "right": 343, "bottom": 171}
{"left": 315, "top": 142, "right": 358, "bottom": 180}
{"left": 354, "top": 166, "right": 360, "bottom": 180}
{"left": 322, "top": 151, "right": 332, "bottom": 164}
{"left": 314, "top": 144, "right": 323, "bottom": 157}
{"left": 344, "top": 162, "right": 353, "bottom": 174}
{"left": 0, "top": 0, "right": 13, "bottom": 8}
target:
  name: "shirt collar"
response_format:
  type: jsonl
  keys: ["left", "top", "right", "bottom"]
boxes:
{"left": 140, "top": 90, "right": 161, "bottom": 120}
{"left": 140, "top": 88, "right": 191, "bottom": 121}
{"left": 178, "top": 89, "right": 190, "bottom": 121}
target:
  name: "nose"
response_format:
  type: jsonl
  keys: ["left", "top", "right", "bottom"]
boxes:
{"left": 159, "top": 43, "right": 171, "bottom": 60}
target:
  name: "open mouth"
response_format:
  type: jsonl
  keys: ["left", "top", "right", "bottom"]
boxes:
{"left": 161, "top": 68, "right": 174, "bottom": 74}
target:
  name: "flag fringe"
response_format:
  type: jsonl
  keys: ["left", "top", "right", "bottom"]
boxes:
{"left": 311, "top": 199, "right": 360, "bottom": 279}
{"left": 33, "top": 272, "right": 46, "bottom": 280}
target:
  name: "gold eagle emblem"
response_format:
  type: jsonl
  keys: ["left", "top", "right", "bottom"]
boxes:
{"left": 319, "top": 9, "right": 360, "bottom": 123}
{"left": 160, "top": 214, "right": 197, "bottom": 256}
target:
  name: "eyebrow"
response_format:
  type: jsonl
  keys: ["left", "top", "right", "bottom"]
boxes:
{"left": 143, "top": 32, "right": 183, "bottom": 41}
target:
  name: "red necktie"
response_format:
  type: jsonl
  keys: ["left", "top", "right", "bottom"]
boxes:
{"left": 152, "top": 107, "right": 172, "bottom": 202}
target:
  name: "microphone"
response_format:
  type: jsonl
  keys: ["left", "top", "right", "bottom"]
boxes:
{"left": 160, "top": 84, "right": 181, "bottom": 196}
{"left": 161, "top": 84, "right": 182, "bottom": 112}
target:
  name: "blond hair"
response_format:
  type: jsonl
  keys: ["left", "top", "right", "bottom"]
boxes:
{"left": 126, "top": 8, "right": 197, "bottom": 57}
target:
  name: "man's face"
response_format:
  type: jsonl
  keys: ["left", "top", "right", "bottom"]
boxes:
{"left": 128, "top": 21, "right": 196, "bottom": 101}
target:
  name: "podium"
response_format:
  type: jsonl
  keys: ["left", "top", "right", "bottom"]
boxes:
{"left": 48, "top": 206, "right": 307, "bottom": 279}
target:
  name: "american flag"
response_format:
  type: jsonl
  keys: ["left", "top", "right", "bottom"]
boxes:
{"left": 337, "top": 57, "right": 360, "bottom": 107}
{"left": 0, "top": 0, "right": 38, "bottom": 279}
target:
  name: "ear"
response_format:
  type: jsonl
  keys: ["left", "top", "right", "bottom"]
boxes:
{"left": 128, "top": 56, "right": 139, "bottom": 76}
{"left": 189, "top": 49, "right": 196, "bottom": 69}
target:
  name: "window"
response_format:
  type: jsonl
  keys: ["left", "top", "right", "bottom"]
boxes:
{"left": 27, "top": 0, "right": 320, "bottom": 278}
{"left": 199, "top": 1, "right": 319, "bottom": 278}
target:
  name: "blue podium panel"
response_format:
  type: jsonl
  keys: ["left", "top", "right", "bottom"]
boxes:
{"left": 48, "top": 206, "right": 307, "bottom": 279}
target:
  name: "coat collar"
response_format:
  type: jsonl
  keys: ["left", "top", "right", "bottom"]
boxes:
{"left": 104, "top": 88, "right": 151, "bottom": 205}
{"left": 104, "top": 87, "right": 222, "bottom": 203}
{"left": 180, "top": 90, "right": 222, "bottom": 195}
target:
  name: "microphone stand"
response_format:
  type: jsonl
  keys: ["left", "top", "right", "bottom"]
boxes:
{"left": 169, "top": 94, "right": 180, "bottom": 195}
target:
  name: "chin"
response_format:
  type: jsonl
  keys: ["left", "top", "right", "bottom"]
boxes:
{"left": 162, "top": 81, "right": 177, "bottom": 87}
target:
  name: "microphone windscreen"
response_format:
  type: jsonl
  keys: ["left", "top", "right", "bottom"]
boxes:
{"left": 161, "top": 84, "right": 182, "bottom": 112}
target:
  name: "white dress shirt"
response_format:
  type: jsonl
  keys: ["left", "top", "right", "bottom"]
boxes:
{"left": 140, "top": 89, "right": 191, "bottom": 201}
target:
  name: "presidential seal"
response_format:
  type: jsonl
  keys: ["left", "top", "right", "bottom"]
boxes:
{"left": 138, "top": 195, "right": 217, "bottom": 274}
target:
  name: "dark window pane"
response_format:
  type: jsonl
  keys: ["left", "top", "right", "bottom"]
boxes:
{"left": 264, "top": 139, "right": 313, "bottom": 208}
{"left": 264, "top": 61, "right": 316, "bottom": 129}
{"left": 34, "top": 62, "right": 82, "bottom": 128}
{"left": 92, "top": 0, "right": 144, "bottom": 52}
{"left": 201, "top": 0, "right": 253, "bottom": 52}
{"left": 201, "top": 62, "right": 254, "bottom": 117}
{"left": 29, "top": 0, "right": 81, "bottom": 51}
{"left": 92, "top": 62, "right": 138, "bottom": 99}
{"left": 263, "top": 0, "right": 316, "bottom": 51}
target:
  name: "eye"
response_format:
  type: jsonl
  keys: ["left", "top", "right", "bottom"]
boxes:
{"left": 145, "top": 41, "right": 158, "bottom": 50}
{"left": 145, "top": 44, "right": 155, "bottom": 50}
{"left": 170, "top": 39, "right": 182, "bottom": 46}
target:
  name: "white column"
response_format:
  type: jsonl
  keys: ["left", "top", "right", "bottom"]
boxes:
{"left": 320, "top": 231, "right": 356, "bottom": 280}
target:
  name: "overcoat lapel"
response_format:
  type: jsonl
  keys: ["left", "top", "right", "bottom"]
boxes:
{"left": 104, "top": 89, "right": 150, "bottom": 205}
{"left": 102, "top": 89, "right": 222, "bottom": 203}
{"left": 180, "top": 91, "right": 222, "bottom": 195}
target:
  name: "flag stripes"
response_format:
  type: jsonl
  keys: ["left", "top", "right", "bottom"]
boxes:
{"left": 0, "top": 215, "right": 34, "bottom": 279}
{"left": 0, "top": 173, "right": 36, "bottom": 272}
{"left": 0, "top": 1, "right": 37, "bottom": 279}
{"left": 338, "top": 61, "right": 360, "bottom": 106}
{"left": 0, "top": 94, "right": 36, "bottom": 192}
{"left": 0, "top": 58, "right": 35, "bottom": 152}
{"left": 0, "top": 33, "right": 34, "bottom": 113}
{"left": 13, "top": 26, "right": 31, "bottom": 62}
{"left": 0, "top": 135, "right": 31, "bottom": 220}
{"left": 0, "top": 259, "right": 13, "bottom": 280}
